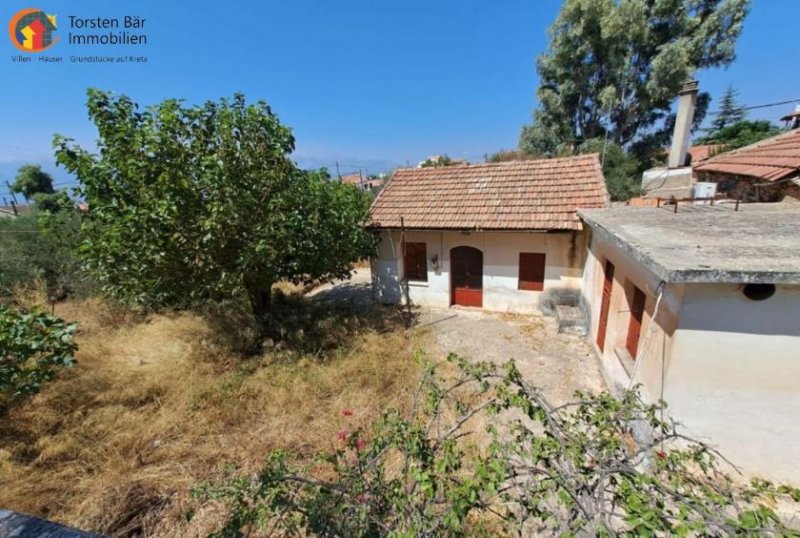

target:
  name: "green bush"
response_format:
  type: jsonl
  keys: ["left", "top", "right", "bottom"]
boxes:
{"left": 0, "top": 305, "right": 77, "bottom": 405}
{"left": 0, "top": 208, "right": 86, "bottom": 299}
{"left": 195, "top": 354, "right": 800, "bottom": 536}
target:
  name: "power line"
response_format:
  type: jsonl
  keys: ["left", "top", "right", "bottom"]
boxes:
{"left": 709, "top": 98, "right": 800, "bottom": 115}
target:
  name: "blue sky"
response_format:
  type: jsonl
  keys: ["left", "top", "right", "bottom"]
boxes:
{"left": 1, "top": 0, "right": 799, "bottom": 195}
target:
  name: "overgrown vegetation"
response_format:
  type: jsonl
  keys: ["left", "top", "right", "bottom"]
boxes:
{"left": 0, "top": 209, "right": 85, "bottom": 300}
{"left": 0, "top": 305, "right": 77, "bottom": 407}
{"left": 198, "top": 354, "right": 800, "bottom": 536}
{"left": 0, "top": 292, "right": 422, "bottom": 536}
{"left": 54, "top": 90, "right": 375, "bottom": 322}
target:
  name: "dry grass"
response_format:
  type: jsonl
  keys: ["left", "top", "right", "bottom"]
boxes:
{"left": 0, "top": 296, "right": 424, "bottom": 537}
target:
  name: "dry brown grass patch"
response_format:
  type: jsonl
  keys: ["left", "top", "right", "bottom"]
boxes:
{"left": 0, "top": 298, "right": 423, "bottom": 537}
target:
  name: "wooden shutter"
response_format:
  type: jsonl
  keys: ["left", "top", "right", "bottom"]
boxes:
{"left": 518, "top": 253, "right": 546, "bottom": 291}
{"left": 626, "top": 286, "right": 646, "bottom": 359}
{"left": 404, "top": 242, "right": 427, "bottom": 282}
{"left": 596, "top": 261, "right": 615, "bottom": 351}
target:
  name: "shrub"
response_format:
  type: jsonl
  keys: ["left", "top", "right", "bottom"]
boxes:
{"left": 0, "top": 305, "right": 78, "bottom": 404}
{"left": 195, "top": 354, "right": 800, "bottom": 536}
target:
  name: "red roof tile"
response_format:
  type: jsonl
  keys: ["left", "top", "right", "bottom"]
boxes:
{"left": 368, "top": 155, "right": 608, "bottom": 231}
{"left": 694, "top": 129, "right": 800, "bottom": 182}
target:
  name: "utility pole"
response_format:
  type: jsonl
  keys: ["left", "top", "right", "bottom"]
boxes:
{"left": 335, "top": 161, "right": 342, "bottom": 182}
{"left": 5, "top": 181, "right": 19, "bottom": 205}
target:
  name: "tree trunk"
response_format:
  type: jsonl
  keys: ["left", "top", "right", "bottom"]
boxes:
{"left": 248, "top": 285, "right": 273, "bottom": 320}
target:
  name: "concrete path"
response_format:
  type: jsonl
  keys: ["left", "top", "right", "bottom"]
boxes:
{"left": 311, "top": 267, "right": 606, "bottom": 405}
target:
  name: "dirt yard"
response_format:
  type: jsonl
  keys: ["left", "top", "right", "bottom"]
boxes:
{"left": 317, "top": 267, "right": 607, "bottom": 404}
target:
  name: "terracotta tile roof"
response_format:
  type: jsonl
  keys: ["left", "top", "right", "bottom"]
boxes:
{"left": 369, "top": 155, "right": 608, "bottom": 231}
{"left": 687, "top": 144, "right": 724, "bottom": 164}
{"left": 694, "top": 129, "right": 800, "bottom": 182}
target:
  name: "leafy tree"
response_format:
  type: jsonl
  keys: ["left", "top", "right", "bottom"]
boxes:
{"left": 520, "top": 0, "right": 750, "bottom": 155}
{"left": 0, "top": 305, "right": 77, "bottom": 405}
{"left": 485, "top": 148, "right": 539, "bottom": 162}
{"left": 54, "top": 90, "right": 375, "bottom": 321}
{"left": 197, "top": 354, "right": 800, "bottom": 536}
{"left": 579, "top": 138, "right": 641, "bottom": 201}
{"left": 420, "top": 154, "right": 457, "bottom": 167}
{"left": 711, "top": 85, "right": 747, "bottom": 132}
{"left": 11, "top": 164, "right": 55, "bottom": 201}
{"left": 695, "top": 119, "right": 782, "bottom": 150}
{"left": 0, "top": 208, "right": 84, "bottom": 299}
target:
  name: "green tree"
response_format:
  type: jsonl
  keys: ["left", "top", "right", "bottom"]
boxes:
{"left": 579, "top": 138, "right": 641, "bottom": 201}
{"left": 0, "top": 208, "right": 84, "bottom": 299}
{"left": 695, "top": 119, "right": 782, "bottom": 150}
{"left": 11, "top": 164, "right": 55, "bottom": 201}
{"left": 420, "top": 154, "right": 456, "bottom": 167}
{"left": 520, "top": 0, "right": 750, "bottom": 154}
{"left": 711, "top": 85, "right": 747, "bottom": 132}
{"left": 0, "top": 305, "right": 77, "bottom": 406}
{"left": 54, "top": 90, "right": 375, "bottom": 321}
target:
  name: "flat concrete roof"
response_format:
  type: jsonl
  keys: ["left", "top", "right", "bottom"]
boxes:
{"left": 578, "top": 203, "right": 800, "bottom": 284}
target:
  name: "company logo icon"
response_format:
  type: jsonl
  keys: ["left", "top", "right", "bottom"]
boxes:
{"left": 9, "top": 8, "right": 58, "bottom": 52}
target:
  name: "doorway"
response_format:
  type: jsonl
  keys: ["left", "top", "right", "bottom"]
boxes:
{"left": 450, "top": 246, "right": 483, "bottom": 307}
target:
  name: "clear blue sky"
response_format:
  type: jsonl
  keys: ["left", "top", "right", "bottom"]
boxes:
{"left": 1, "top": 0, "right": 799, "bottom": 194}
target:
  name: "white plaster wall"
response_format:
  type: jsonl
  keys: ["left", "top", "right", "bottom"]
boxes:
{"left": 666, "top": 284, "right": 800, "bottom": 483}
{"left": 372, "top": 229, "right": 586, "bottom": 313}
{"left": 582, "top": 230, "right": 684, "bottom": 400}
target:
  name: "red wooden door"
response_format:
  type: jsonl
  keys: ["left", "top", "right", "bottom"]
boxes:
{"left": 450, "top": 246, "right": 483, "bottom": 307}
{"left": 596, "top": 260, "right": 615, "bottom": 351}
{"left": 626, "top": 286, "right": 646, "bottom": 359}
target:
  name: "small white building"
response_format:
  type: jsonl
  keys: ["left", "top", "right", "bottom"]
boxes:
{"left": 579, "top": 203, "right": 800, "bottom": 483}
{"left": 368, "top": 156, "right": 609, "bottom": 312}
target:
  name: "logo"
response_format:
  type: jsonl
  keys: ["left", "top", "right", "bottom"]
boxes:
{"left": 9, "top": 8, "right": 58, "bottom": 52}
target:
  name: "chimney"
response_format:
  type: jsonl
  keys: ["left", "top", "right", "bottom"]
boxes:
{"left": 668, "top": 80, "right": 699, "bottom": 169}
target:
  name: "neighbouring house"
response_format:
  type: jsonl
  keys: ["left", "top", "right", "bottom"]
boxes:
{"left": 579, "top": 202, "right": 800, "bottom": 483}
{"left": 693, "top": 128, "right": 800, "bottom": 203}
{"left": 341, "top": 173, "right": 384, "bottom": 191}
{"left": 368, "top": 155, "right": 609, "bottom": 312}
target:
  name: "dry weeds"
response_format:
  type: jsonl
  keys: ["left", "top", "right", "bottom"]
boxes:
{"left": 0, "top": 296, "right": 424, "bottom": 537}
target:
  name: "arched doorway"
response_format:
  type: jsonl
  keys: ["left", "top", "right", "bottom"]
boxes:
{"left": 450, "top": 246, "right": 483, "bottom": 307}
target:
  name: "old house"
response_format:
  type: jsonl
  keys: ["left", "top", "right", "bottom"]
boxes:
{"left": 368, "top": 155, "right": 608, "bottom": 312}
{"left": 693, "top": 128, "right": 800, "bottom": 202}
{"left": 579, "top": 203, "right": 800, "bottom": 482}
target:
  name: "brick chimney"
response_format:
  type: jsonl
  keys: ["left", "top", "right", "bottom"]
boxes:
{"left": 668, "top": 80, "right": 699, "bottom": 169}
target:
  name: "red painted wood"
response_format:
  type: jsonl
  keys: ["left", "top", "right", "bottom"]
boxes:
{"left": 596, "top": 260, "right": 615, "bottom": 351}
{"left": 626, "top": 286, "right": 646, "bottom": 359}
{"left": 450, "top": 246, "right": 483, "bottom": 307}
{"left": 519, "top": 252, "right": 546, "bottom": 291}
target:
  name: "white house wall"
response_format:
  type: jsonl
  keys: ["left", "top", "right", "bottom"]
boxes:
{"left": 666, "top": 283, "right": 800, "bottom": 483}
{"left": 371, "top": 229, "right": 586, "bottom": 313}
{"left": 582, "top": 229, "right": 684, "bottom": 400}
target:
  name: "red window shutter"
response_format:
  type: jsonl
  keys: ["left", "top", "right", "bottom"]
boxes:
{"left": 404, "top": 242, "right": 427, "bottom": 282}
{"left": 519, "top": 253, "right": 546, "bottom": 291}
{"left": 626, "top": 286, "right": 647, "bottom": 359}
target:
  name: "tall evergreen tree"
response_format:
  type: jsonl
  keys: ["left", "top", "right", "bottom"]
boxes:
{"left": 520, "top": 0, "right": 751, "bottom": 156}
{"left": 710, "top": 85, "right": 747, "bottom": 132}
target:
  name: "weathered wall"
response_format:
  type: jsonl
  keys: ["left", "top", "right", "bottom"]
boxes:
{"left": 666, "top": 283, "right": 800, "bottom": 483}
{"left": 582, "top": 228, "right": 684, "bottom": 400}
{"left": 371, "top": 229, "right": 587, "bottom": 313}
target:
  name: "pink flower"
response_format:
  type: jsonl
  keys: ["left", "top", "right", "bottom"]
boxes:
{"left": 342, "top": 409, "right": 354, "bottom": 417}
{"left": 355, "top": 438, "right": 366, "bottom": 451}
{"left": 338, "top": 430, "right": 348, "bottom": 443}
